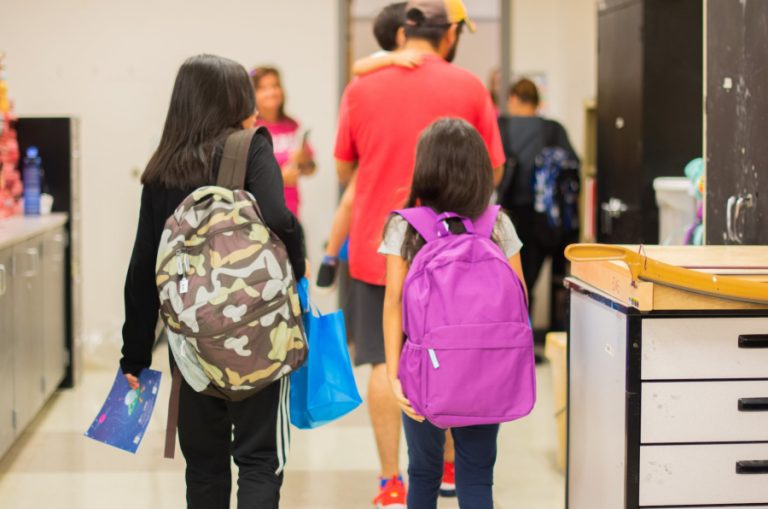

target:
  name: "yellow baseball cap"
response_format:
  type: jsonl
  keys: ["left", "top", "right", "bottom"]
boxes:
{"left": 405, "top": 0, "right": 477, "bottom": 33}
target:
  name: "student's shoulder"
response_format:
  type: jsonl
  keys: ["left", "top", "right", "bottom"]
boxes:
{"left": 379, "top": 214, "right": 409, "bottom": 256}
{"left": 494, "top": 210, "right": 518, "bottom": 237}
{"left": 243, "top": 128, "right": 277, "bottom": 173}
{"left": 385, "top": 213, "right": 408, "bottom": 233}
{"left": 280, "top": 116, "right": 301, "bottom": 130}
{"left": 542, "top": 117, "right": 567, "bottom": 133}
{"left": 251, "top": 126, "right": 274, "bottom": 149}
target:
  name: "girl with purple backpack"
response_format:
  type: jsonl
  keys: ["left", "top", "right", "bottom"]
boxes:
{"left": 381, "top": 118, "right": 534, "bottom": 508}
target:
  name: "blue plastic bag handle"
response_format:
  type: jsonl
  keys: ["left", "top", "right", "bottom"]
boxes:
{"left": 297, "top": 278, "right": 321, "bottom": 317}
{"left": 298, "top": 278, "right": 310, "bottom": 313}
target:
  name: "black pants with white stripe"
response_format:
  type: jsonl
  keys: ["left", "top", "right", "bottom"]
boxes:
{"left": 177, "top": 378, "right": 288, "bottom": 509}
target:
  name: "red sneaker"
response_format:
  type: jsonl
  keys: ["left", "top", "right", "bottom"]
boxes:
{"left": 440, "top": 462, "right": 457, "bottom": 497}
{"left": 373, "top": 476, "right": 407, "bottom": 508}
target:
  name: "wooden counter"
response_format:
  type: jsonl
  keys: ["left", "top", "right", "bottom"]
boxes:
{"left": 570, "top": 245, "right": 768, "bottom": 311}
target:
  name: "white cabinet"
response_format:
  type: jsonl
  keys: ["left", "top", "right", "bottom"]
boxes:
{"left": 568, "top": 280, "right": 768, "bottom": 509}
{"left": 0, "top": 247, "right": 14, "bottom": 457}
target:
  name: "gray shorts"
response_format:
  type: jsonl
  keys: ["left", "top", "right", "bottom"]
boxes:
{"left": 345, "top": 278, "right": 386, "bottom": 366}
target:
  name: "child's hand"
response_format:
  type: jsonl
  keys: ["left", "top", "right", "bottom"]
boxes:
{"left": 124, "top": 373, "right": 140, "bottom": 390}
{"left": 390, "top": 377, "right": 425, "bottom": 422}
{"left": 392, "top": 49, "right": 423, "bottom": 69}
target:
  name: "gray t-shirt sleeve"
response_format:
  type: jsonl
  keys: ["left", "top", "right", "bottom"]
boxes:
{"left": 378, "top": 215, "right": 409, "bottom": 257}
{"left": 378, "top": 213, "right": 523, "bottom": 258}
{"left": 494, "top": 212, "right": 524, "bottom": 258}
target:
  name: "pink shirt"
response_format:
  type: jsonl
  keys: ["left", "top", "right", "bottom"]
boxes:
{"left": 256, "top": 117, "right": 313, "bottom": 217}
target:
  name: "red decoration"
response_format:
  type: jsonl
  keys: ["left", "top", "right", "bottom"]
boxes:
{"left": 0, "top": 52, "right": 23, "bottom": 218}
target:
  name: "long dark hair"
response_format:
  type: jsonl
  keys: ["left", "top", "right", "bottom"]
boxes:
{"left": 250, "top": 66, "right": 292, "bottom": 123}
{"left": 398, "top": 118, "right": 495, "bottom": 261}
{"left": 142, "top": 54, "right": 255, "bottom": 189}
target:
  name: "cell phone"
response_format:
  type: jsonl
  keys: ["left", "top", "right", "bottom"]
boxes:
{"left": 300, "top": 129, "right": 311, "bottom": 147}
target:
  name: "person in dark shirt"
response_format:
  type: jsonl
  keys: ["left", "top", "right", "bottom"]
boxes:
{"left": 498, "top": 78, "right": 579, "bottom": 335}
{"left": 120, "top": 54, "right": 305, "bottom": 509}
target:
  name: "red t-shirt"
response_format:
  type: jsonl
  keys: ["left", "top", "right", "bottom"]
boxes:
{"left": 334, "top": 55, "right": 505, "bottom": 286}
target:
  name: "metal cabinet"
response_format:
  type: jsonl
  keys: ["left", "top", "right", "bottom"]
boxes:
{"left": 0, "top": 247, "right": 14, "bottom": 457}
{"left": 0, "top": 218, "right": 69, "bottom": 460}
{"left": 12, "top": 237, "right": 46, "bottom": 434}
{"left": 42, "top": 228, "right": 67, "bottom": 394}
{"left": 705, "top": 0, "right": 768, "bottom": 245}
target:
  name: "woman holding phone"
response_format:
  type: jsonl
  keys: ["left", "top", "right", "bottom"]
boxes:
{"left": 251, "top": 66, "right": 316, "bottom": 218}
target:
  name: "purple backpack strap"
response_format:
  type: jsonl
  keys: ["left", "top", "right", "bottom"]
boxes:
{"left": 395, "top": 207, "right": 440, "bottom": 242}
{"left": 473, "top": 205, "right": 502, "bottom": 239}
{"left": 397, "top": 206, "right": 500, "bottom": 242}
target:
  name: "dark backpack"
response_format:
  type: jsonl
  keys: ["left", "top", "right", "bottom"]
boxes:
{"left": 532, "top": 120, "right": 580, "bottom": 246}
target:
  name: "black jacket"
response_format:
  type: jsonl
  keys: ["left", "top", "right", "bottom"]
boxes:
{"left": 120, "top": 130, "right": 305, "bottom": 376}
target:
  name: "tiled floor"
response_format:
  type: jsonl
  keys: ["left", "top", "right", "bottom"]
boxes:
{"left": 0, "top": 342, "right": 565, "bottom": 508}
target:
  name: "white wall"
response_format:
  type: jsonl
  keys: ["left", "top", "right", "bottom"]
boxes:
{"left": 510, "top": 0, "right": 597, "bottom": 329}
{"left": 0, "top": 0, "right": 340, "bottom": 355}
{"left": 511, "top": 0, "right": 597, "bottom": 156}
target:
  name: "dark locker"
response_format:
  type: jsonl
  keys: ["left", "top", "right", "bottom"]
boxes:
{"left": 706, "top": 0, "right": 768, "bottom": 245}
{"left": 597, "top": 0, "right": 703, "bottom": 244}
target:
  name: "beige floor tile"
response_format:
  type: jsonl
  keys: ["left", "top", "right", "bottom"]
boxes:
{"left": 0, "top": 343, "right": 565, "bottom": 508}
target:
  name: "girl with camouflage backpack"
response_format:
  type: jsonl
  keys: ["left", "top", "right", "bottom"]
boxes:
{"left": 120, "top": 54, "right": 306, "bottom": 509}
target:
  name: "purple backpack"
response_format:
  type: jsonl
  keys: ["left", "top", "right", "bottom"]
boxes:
{"left": 396, "top": 205, "right": 536, "bottom": 428}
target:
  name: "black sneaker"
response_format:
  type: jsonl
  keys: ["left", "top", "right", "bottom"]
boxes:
{"left": 316, "top": 256, "right": 339, "bottom": 290}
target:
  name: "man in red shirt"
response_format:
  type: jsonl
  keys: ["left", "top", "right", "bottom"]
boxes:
{"left": 334, "top": 1, "right": 505, "bottom": 506}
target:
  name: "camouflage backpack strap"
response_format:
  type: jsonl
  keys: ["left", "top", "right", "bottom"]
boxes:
{"left": 216, "top": 127, "right": 263, "bottom": 190}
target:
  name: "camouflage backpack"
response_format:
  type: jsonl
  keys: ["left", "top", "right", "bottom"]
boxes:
{"left": 156, "top": 128, "right": 306, "bottom": 457}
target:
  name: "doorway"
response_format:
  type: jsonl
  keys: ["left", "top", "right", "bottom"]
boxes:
{"left": 341, "top": 0, "right": 506, "bottom": 100}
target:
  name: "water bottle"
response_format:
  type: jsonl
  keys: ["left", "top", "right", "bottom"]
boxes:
{"left": 23, "top": 146, "right": 42, "bottom": 216}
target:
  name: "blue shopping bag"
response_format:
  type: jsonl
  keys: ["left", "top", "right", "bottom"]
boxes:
{"left": 290, "top": 279, "right": 362, "bottom": 429}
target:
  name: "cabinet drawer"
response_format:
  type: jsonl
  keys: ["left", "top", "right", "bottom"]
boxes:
{"left": 642, "top": 381, "right": 768, "bottom": 443}
{"left": 640, "top": 444, "right": 768, "bottom": 506}
{"left": 642, "top": 318, "right": 768, "bottom": 380}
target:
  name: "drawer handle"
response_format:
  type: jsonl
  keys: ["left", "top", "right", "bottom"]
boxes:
{"left": 736, "top": 461, "right": 768, "bottom": 475}
{"left": 738, "top": 335, "right": 768, "bottom": 349}
{"left": 738, "top": 398, "right": 768, "bottom": 412}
